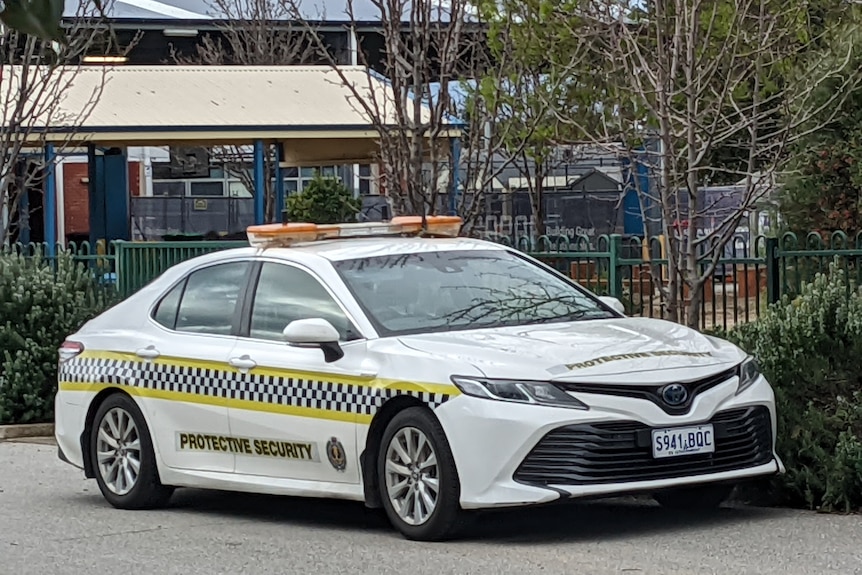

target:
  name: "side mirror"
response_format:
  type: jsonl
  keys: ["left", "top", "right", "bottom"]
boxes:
{"left": 598, "top": 296, "right": 626, "bottom": 315}
{"left": 282, "top": 318, "right": 344, "bottom": 363}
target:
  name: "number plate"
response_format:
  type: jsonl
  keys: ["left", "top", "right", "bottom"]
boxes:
{"left": 651, "top": 424, "right": 715, "bottom": 458}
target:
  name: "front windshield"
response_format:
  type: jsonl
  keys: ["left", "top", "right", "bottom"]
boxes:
{"left": 333, "top": 249, "right": 617, "bottom": 337}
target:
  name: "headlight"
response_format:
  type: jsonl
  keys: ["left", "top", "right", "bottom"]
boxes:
{"left": 450, "top": 376, "right": 589, "bottom": 410}
{"left": 736, "top": 356, "right": 761, "bottom": 395}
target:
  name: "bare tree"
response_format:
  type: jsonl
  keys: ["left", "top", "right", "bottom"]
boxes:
{"left": 449, "top": 18, "right": 567, "bottom": 236}
{"left": 539, "top": 0, "right": 862, "bottom": 328}
{"left": 169, "top": 0, "right": 324, "bottom": 222}
{"left": 1, "top": 3, "right": 124, "bottom": 244}
{"left": 276, "top": 0, "right": 480, "bottom": 220}
{"left": 277, "top": 0, "right": 587, "bottom": 233}
{"left": 456, "top": 0, "right": 620, "bottom": 239}
{"left": 454, "top": 60, "right": 567, "bottom": 239}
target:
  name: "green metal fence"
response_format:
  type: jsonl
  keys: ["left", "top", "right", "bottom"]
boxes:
{"left": 498, "top": 230, "right": 862, "bottom": 329}
{"left": 113, "top": 240, "right": 246, "bottom": 296}
{"left": 777, "top": 231, "right": 862, "bottom": 299}
{"left": 497, "top": 234, "right": 773, "bottom": 330}
{"left": 5, "top": 230, "right": 861, "bottom": 330}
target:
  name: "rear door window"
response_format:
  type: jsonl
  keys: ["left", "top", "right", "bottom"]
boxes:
{"left": 168, "top": 262, "right": 251, "bottom": 335}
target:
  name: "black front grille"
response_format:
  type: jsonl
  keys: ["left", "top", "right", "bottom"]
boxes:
{"left": 514, "top": 406, "right": 774, "bottom": 486}
{"left": 555, "top": 367, "right": 738, "bottom": 415}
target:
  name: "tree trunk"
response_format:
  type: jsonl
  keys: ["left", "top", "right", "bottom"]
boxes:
{"left": 685, "top": 278, "right": 703, "bottom": 329}
{"left": 683, "top": 0, "right": 702, "bottom": 330}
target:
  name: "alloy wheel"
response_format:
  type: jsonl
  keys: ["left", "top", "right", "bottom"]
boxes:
{"left": 96, "top": 407, "right": 142, "bottom": 496}
{"left": 384, "top": 426, "right": 440, "bottom": 526}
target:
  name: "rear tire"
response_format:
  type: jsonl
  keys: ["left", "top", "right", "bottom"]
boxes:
{"left": 654, "top": 483, "right": 734, "bottom": 510}
{"left": 377, "top": 407, "right": 462, "bottom": 541}
{"left": 90, "top": 393, "right": 173, "bottom": 510}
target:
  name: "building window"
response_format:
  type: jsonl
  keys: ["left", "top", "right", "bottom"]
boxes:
{"left": 283, "top": 165, "right": 340, "bottom": 194}
{"left": 359, "top": 164, "right": 372, "bottom": 196}
{"left": 228, "top": 181, "right": 252, "bottom": 198}
{"left": 189, "top": 181, "right": 226, "bottom": 197}
{"left": 153, "top": 181, "right": 185, "bottom": 197}
{"left": 152, "top": 162, "right": 345, "bottom": 199}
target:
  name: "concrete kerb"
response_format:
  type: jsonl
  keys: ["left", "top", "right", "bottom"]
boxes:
{"left": 0, "top": 423, "right": 55, "bottom": 441}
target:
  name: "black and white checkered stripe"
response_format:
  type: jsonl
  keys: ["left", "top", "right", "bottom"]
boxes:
{"left": 60, "top": 356, "right": 453, "bottom": 416}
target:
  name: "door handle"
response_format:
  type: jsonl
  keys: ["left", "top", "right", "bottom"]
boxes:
{"left": 229, "top": 355, "right": 257, "bottom": 372}
{"left": 135, "top": 345, "right": 160, "bottom": 360}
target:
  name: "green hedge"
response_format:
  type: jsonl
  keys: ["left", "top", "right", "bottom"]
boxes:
{"left": 0, "top": 252, "right": 116, "bottom": 425}
{"left": 715, "top": 261, "right": 862, "bottom": 512}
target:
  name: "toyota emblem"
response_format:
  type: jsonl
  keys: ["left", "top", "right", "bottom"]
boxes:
{"left": 661, "top": 383, "right": 688, "bottom": 406}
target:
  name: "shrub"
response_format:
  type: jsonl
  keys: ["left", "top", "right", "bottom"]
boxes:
{"left": 286, "top": 173, "right": 362, "bottom": 224}
{"left": 721, "top": 260, "right": 862, "bottom": 512}
{"left": 0, "top": 252, "right": 116, "bottom": 425}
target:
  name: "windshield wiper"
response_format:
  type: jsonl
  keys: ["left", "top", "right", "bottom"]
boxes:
{"left": 535, "top": 308, "right": 614, "bottom": 324}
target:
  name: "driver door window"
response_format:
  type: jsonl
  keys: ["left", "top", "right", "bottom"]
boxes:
{"left": 228, "top": 261, "right": 366, "bottom": 484}
{"left": 249, "top": 262, "right": 358, "bottom": 341}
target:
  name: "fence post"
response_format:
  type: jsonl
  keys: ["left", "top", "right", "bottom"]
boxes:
{"left": 765, "top": 237, "right": 780, "bottom": 305}
{"left": 115, "top": 241, "right": 127, "bottom": 299}
{"left": 609, "top": 233, "right": 623, "bottom": 299}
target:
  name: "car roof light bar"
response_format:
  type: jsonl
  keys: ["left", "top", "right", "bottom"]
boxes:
{"left": 246, "top": 216, "right": 463, "bottom": 248}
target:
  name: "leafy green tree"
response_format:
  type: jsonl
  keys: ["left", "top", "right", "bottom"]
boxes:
{"left": 781, "top": 148, "right": 862, "bottom": 238}
{"left": 0, "top": 0, "right": 66, "bottom": 42}
{"left": 469, "top": 0, "right": 599, "bottom": 237}
{"left": 285, "top": 173, "right": 362, "bottom": 224}
{"left": 780, "top": 28, "right": 862, "bottom": 238}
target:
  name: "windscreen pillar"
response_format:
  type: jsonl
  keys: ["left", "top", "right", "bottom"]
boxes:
{"left": 43, "top": 143, "right": 57, "bottom": 256}
{"left": 88, "top": 145, "right": 130, "bottom": 246}
{"left": 448, "top": 137, "right": 461, "bottom": 216}
{"left": 253, "top": 140, "right": 266, "bottom": 224}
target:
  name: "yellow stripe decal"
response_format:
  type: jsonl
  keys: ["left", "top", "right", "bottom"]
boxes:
{"left": 58, "top": 382, "right": 374, "bottom": 424}
{"left": 75, "top": 350, "right": 457, "bottom": 396}
{"left": 58, "top": 350, "right": 458, "bottom": 423}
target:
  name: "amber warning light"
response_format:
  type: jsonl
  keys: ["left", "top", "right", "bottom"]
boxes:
{"left": 246, "top": 216, "right": 463, "bottom": 247}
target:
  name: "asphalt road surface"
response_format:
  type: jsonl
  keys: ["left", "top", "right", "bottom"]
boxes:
{"left": 2, "top": 439, "right": 861, "bottom": 575}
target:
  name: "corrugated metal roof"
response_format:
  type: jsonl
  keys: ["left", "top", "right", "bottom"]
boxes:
{"left": 68, "top": 0, "right": 459, "bottom": 22}
{"left": 2, "top": 65, "right": 452, "bottom": 143}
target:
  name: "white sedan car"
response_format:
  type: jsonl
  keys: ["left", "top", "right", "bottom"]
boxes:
{"left": 54, "top": 217, "right": 784, "bottom": 541}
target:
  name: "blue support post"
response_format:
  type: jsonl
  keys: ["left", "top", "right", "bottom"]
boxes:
{"left": 449, "top": 137, "right": 461, "bottom": 216}
{"left": 621, "top": 146, "right": 653, "bottom": 237}
{"left": 87, "top": 145, "right": 104, "bottom": 247}
{"left": 274, "top": 143, "right": 285, "bottom": 223}
{"left": 43, "top": 143, "right": 57, "bottom": 257}
{"left": 104, "top": 149, "right": 130, "bottom": 242}
{"left": 253, "top": 140, "right": 266, "bottom": 225}
{"left": 89, "top": 146, "right": 130, "bottom": 245}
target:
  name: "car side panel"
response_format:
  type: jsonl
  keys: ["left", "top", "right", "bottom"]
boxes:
{"left": 224, "top": 340, "right": 370, "bottom": 484}
{"left": 58, "top": 329, "right": 239, "bottom": 474}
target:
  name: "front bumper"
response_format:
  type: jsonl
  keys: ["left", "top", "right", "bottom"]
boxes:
{"left": 434, "top": 374, "right": 783, "bottom": 510}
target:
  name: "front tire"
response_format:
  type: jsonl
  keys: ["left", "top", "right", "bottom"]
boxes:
{"left": 377, "top": 407, "right": 462, "bottom": 541}
{"left": 654, "top": 483, "right": 734, "bottom": 510}
{"left": 90, "top": 393, "right": 173, "bottom": 509}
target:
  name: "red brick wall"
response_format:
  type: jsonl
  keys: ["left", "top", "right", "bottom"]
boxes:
{"left": 62, "top": 161, "right": 141, "bottom": 240}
